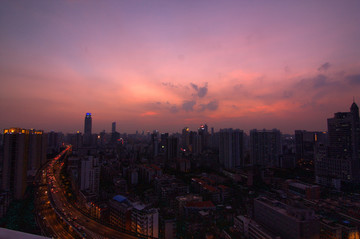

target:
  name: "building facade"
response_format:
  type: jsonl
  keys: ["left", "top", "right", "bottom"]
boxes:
{"left": 254, "top": 196, "right": 319, "bottom": 239}
{"left": 250, "top": 129, "right": 282, "bottom": 168}
{"left": 315, "top": 102, "right": 360, "bottom": 188}
{"left": 2, "top": 128, "right": 47, "bottom": 199}
{"left": 219, "top": 128, "right": 244, "bottom": 170}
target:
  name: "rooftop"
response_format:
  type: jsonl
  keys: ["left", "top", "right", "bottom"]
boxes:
{"left": 185, "top": 201, "right": 215, "bottom": 208}
{"left": 113, "top": 195, "right": 127, "bottom": 203}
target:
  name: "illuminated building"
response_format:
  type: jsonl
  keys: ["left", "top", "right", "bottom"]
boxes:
{"left": 131, "top": 203, "right": 159, "bottom": 238}
{"left": 219, "top": 128, "right": 244, "bottom": 169}
{"left": 2, "top": 128, "right": 47, "bottom": 200}
{"left": 320, "top": 218, "right": 360, "bottom": 239}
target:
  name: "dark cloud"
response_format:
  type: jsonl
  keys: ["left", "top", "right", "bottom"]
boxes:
{"left": 295, "top": 74, "right": 343, "bottom": 91}
{"left": 312, "top": 74, "right": 329, "bottom": 88}
{"left": 346, "top": 74, "right": 360, "bottom": 84}
{"left": 206, "top": 100, "right": 219, "bottom": 110}
{"left": 199, "top": 100, "right": 219, "bottom": 111}
{"left": 198, "top": 86, "right": 208, "bottom": 97}
{"left": 190, "top": 82, "right": 208, "bottom": 98}
{"left": 182, "top": 100, "right": 196, "bottom": 112}
{"left": 169, "top": 105, "right": 179, "bottom": 113}
{"left": 318, "top": 62, "right": 331, "bottom": 72}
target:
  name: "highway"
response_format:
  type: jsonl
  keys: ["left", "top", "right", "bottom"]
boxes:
{"left": 37, "top": 146, "right": 139, "bottom": 239}
{"left": 35, "top": 146, "right": 78, "bottom": 239}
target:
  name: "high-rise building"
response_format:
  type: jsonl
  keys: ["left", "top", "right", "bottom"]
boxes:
{"left": 131, "top": 204, "right": 159, "bottom": 238}
{"left": 198, "top": 124, "right": 209, "bottom": 152}
{"left": 159, "top": 133, "right": 169, "bottom": 155}
{"left": 112, "top": 122, "right": 116, "bottom": 133}
{"left": 295, "top": 130, "right": 327, "bottom": 166}
{"left": 47, "top": 131, "right": 64, "bottom": 154}
{"left": 84, "top": 113, "right": 92, "bottom": 135}
{"left": 2, "top": 128, "right": 47, "bottom": 199}
{"left": 181, "top": 127, "right": 190, "bottom": 150}
{"left": 166, "top": 136, "right": 179, "bottom": 161}
{"left": 315, "top": 102, "right": 360, "bottom": 188}
{"left": 80, "top": 156, "right": 100, "bottom": 195}
{"left": 250, "top": 129, "right": 282, "bottom": 168}
{"left": 219, "top": 128, "right": 244, "bottom": 169}
{"left": 83, "top": 113, "right": 92, "bottom": 146}
{"left": 111, "top": 122, "right": 120, "bottom": 143}
{"left": 189, "top": 131, "right": 202, "bottom": 155}
{"left": 151, "top": 130, "right": 159, "bottom": 157}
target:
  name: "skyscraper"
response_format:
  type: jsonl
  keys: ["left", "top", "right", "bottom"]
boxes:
{"left": 84, "top": 113, "right": 92, "bottom": 146}
{"left": 2, "top": 128, "right": 47, "bottom": 200}
{"left": 315, "top": 102, "right": 360, "bottom": 188}
{"left": 84, "top": 113, "right": 92, "bottom": 135}
{"left": 219, "top": 128, "right": 244, "bottom": 169}
{"left": 112, "top": 122, "right": 116, "bottom": 133}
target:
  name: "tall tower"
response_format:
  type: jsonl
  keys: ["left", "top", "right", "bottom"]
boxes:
{"left": 84, "top": 113, "right": 92, "bottom": 146}
{"left": 84, "top": 113, "right": 92, "bottom": 135}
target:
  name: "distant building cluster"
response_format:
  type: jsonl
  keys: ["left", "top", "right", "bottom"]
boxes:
{"left": 2, "top": 103, "right": 360, "bottom": 238}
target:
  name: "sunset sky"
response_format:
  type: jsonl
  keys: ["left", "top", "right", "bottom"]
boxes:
{"left": 1, "top": 1, "right": 360, "bottom": 134}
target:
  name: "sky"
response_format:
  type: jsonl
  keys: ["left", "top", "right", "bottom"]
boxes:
{"left": 1, "top": 0, "right": 360, "bottom": 134}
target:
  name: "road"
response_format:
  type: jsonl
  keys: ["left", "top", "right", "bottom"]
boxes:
{"left": 38, "top": 146, "right": 139, "bottom": 239}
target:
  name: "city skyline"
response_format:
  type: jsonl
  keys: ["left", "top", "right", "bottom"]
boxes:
{"left": 1, "top": 1, "right": 360, "bottom": 134}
